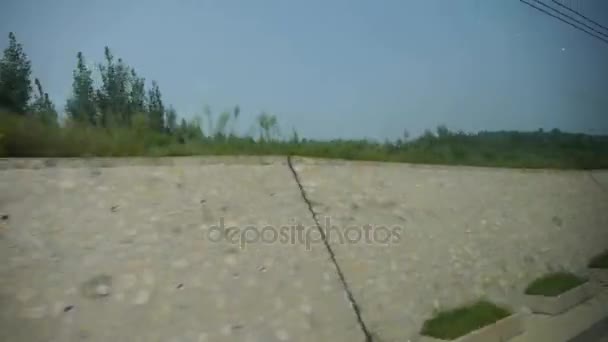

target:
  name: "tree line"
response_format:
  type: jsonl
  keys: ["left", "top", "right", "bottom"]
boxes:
{"left": 0, "top": 32, "right": 213, "bottom": 138}
{"left": 1, "top": 31, "right": 607, "bottom": 169}
{"left": 0, "top": 32, "right": 287, "bottom": 143}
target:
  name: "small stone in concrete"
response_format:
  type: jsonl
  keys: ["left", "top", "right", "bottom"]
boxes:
{"left": 221, "top": 325, "right": 232, "bottom": 336}
{"left": 300, "top": 303, "right": 313, "bottom": 314}
{"left": 552, "top": 216, "right": 563, "bottom": 226}
{"left": 142, "top": 270, "right": 155, "bottom": 286}
{"left": 224, "top": 255, "right": 237, "bottom": 266}
{"left": 134, "top": 289, "right": 150, "bottom": 305}
{"left": 16, "top": 288, "right": 37, "bottom": 302}
{"left": 172, "top": 258, "right": 189, "bottom": 269}
{"left": 114, "top": 292, "right": 125, "bottom": 302}
{"left": 216, "top": 296, "right": 226, "bottom": 309}
{"left": 119, "top": 274, "right": 137, "bottom": 289}
{"left": 22, "top": 305, "right": 47, "bottom": 319}
{"left": 96, "top": 284, "right": 111, "bottom": 296}
{"left": 81, "top": 274, "right": 112, "bottom": 299}
{"left": 275, "top": 329, "right": 289, "bottom": 341}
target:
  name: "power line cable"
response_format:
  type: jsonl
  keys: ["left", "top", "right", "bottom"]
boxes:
{"left": 518, "top": 0, "right": 608, "bottom": 45}
{"left": 550, "top": 0, "right": 608, "bottom": 33}
{"left": 531, "top": 0, "right": 608, "bottom": 39}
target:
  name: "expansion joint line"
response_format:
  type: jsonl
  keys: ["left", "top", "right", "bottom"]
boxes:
{"left": 286, "top": 155, "right": 373, "bottom": 342}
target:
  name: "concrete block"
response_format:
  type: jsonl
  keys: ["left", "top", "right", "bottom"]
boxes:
{"left": 525, "top": 282, "right": 593, "bottom": 315}
{"left": 418, "top": 313, "right": 525, "bottom": 342}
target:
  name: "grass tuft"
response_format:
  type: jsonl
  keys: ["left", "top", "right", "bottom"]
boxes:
{"left": 420, "top": 300, "right": 511, "bottom": 340}
{"left": 588, "top": 250, "right": 608, "bottom": 269}
{"left": 524, "top": 272, "right": 587, "bottom": 297}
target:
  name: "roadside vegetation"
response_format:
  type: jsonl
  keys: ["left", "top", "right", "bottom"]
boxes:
{"left": 1, "top": 32, "right": 607, "bottom": 168}
{"left": 525, "top": 272, "right": 587, "bottom": 297}
{"left": 420, "top": 300, "right": 511, "bottom": 340}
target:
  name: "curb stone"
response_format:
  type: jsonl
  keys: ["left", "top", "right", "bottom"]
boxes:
{"left": 525, "top": 282, "right": 595, "bottom": 315}
{"left": 418, "top": 313, "right": 525, "bottom": 342}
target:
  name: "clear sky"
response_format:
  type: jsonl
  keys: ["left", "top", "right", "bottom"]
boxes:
{"left": 1, "top": 0, "right": 607, "bottom": 140}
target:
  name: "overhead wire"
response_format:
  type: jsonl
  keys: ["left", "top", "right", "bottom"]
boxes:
{"left": 518, "top": 0, "right": 608, "bottom": 45}
{"left": 549, "top": 0, "right": 608, "bottom": 33}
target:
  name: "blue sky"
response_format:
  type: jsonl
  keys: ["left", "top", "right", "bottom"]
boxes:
{"left": 1, "top": 0, "right": 607, "bottom": 140}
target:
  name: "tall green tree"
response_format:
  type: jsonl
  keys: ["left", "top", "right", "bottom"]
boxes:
{"left": 204, "top": 105, "right": 214, "bottom": 135}
{"left": 215, "top": 111, "right": 231, "bottom": 138}
{"left": 230, "top": 105, "right": 240, "bottom": 136}
{"left": 30, "top": 78, "right": 57, "bottom": 125}
{"left": 0, "top": 32, "right": 32, "bottom": 114}
{"left": 257, "top": 112, "right": 279, "bottom": 141}
{"left": 165, "top": 106, "right": 177, "bottom": 134}
{"left": 97, "top": 47, "right": 131, "bottom": 126}
{"left": 147, "top": 80, "right": 165, "bottom": 132}
{"left": 66, "top": 52, "right": 97, "bottom": 125}
{"left": 129, "top": 68, "right": 146, "bottom": 115}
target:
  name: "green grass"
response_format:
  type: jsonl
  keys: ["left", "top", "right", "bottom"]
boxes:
{"left": 420, "top": 300, "right": 512, "bottom": 340}
{"left": 2, "top": 112, "right": 608, "bottom": 169}
{"left": 588, "top": 250, "right": 608, "bottom": 269}
{"left": 525, "top": 272, "right": 587, "bottom": 297}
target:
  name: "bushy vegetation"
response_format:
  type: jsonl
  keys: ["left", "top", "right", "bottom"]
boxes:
{"left": 1, "top": 31, "right": 608, "bottom": 168}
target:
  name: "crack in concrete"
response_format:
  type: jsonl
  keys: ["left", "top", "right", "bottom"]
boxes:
{"left": 589, "top": 172, "right": 607, "bottom": 194}
{"left": 286, "top": 155, "right": 373, "bottom": 342}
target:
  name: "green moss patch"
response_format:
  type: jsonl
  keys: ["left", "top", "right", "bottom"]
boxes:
{"left": 420, "top": 300, "right": 511, "bottom": 340}
{"left": 525, "top": 272, "right": 587, "bottom": 297}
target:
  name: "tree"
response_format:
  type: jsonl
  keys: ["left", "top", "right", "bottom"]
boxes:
{"left": 66, "top": 52, "right": 97, "bottom": 125}
{"left": 30, "top": 78, "right": 57, "bottom": 125}
{"left": 0, "top": 32, "right": 32, "bottom": 114}
{"left": 129, "top": 68, "right": 146, "bottom": 115}
{"left": 257, "top": 112, "right": 279, "bottom": 141}
{"left": 165, "top": 106, "right": 177, "bottom": 134}
{"left": 97, "top": 47, "right": 131, "bottom": 126}
{"left": 402, "top": 128, "right": 410, "bottom": 142}
{"left": 436, "top": 124, "right": 450, "bottom": 138}
{"left": 215, "top": 111, "right": 230, "bottom": 138}
{"left": 290, "top": 128, "right": 300, "bottom": 144}
{"left": 147, "top": 80, "right": 164, "bottom": 132}
{"left": 204, "top": 105, "right": 214, "bottom": 135}
{"left": 230, "top": 105, "right": 240, "bottom": 136}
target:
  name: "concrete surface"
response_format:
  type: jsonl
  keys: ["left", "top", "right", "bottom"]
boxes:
{"left": 0, "top": 157, "right": 364, "bottom": 342}
{"left": 1, "top": 156, "right": 607, "bottom": 342}
{"left": 292, "top": 157, "right": 608, "bottom": 341}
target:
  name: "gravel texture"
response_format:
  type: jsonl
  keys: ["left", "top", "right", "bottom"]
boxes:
{"left": 0, "top": 156, "right": 607, "bottom": 342}
{"left": 291, "top": 157, "right": 608, "bottom": 341}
